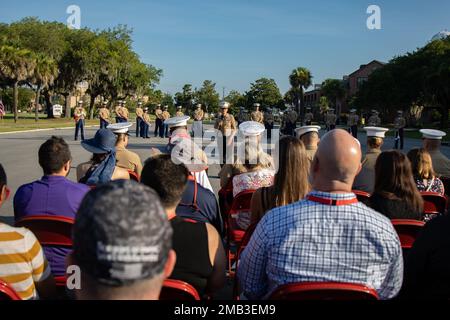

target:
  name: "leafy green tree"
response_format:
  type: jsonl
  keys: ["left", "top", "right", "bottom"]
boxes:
{"left": 175, "top": 84, "right": 194, "bottom": 110}
{"left": 29, "top": 53, "right": 58, "bottom": 121}
{"left": 246, "top": 77, "right": 283, "bottom": 110}
{"left": 321, "top": 79, "right": 345, "bottom": 111}
{"left": 195, "top": 80, "right": 220, "bottom": 114}
{"left": 226, "top": 90, "right": 246, "bottom": 114}
{"left": 0, "top": 45, "right": 36, "bottom": 122}
{"left": 289, "top": 67, "right": 312, "bottom": 122}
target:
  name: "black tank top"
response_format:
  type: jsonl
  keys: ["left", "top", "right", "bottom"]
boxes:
{"left": 170, "top": 216, "right": 213, "bottom": 296}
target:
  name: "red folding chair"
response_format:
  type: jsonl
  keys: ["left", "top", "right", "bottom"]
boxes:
{"left": 0, "top": 280, "right": 22, "bottom": 300}
{"left": 159, "top": 279, "right": 201, "bottom": 300}
{"left": 420, "top": 192, "right": 448, "bottom": 215}
{"left": 15, "top": 215, "right": 74, "bottom": 291}
{"left": 15, "top": 215, "right": 74, "bottom": 247}
{"left": 391, "top": 219, "right": 425, "bottom": 249}
{"left": 128, "top": 170, "right": 140, "bottom": 182}
{"left": 352, "top": 190, "right": 371, "bottom": 205}
{"left": 269, "top": 282, "right": 379, "bottom": 300}
{"left": 226, "top": 190, "right": 256, "bottom": 275}
{"left": 233, "top": 223, "right": 258, "bottom": 299}
{"left": 218, "top": 179, "right": 234, "bottom": 218}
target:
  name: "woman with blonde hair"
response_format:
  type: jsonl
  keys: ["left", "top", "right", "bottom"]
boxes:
{"left": 250, "top": 136, "right": 311, "bottom": 225}
{"left": 407, "top": 148, "right": 445, "bottom": 195}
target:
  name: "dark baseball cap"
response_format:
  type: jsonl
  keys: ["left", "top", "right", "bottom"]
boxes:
{"left": 73, "top": 180, "right": 172, "bottom": 286}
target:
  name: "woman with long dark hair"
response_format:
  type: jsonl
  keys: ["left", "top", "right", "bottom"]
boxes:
{"left": 370, "top": 150, "right": 423, "bottom": 220}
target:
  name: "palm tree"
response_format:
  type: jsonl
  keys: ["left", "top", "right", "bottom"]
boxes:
{"left": 289, "top": 67, "right": 312, "bottom": 123}
{"left": 0, "top": 46, "right": 36, "bottom": 122}
{"left": 30, "top": 54, "right": 58, "bottom": 122}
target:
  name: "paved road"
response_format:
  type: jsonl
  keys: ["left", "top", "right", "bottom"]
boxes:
{"left": 1, "top": 124, "right": 449, "bottom": 222}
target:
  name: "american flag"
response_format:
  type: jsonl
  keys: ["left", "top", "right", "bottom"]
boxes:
{"left": 0, "top": 100, "right": 5, "bottom": 116}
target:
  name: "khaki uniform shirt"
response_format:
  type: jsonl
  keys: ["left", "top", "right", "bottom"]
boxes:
{"left": 251, "top": 111, "right": 264, "bottom": 123}
{"left": 352, "top": 148, "right": 382, "bottom": 193}
{"left": 155, "top": 109, "right": 163, "bottom": 120}
{"left": 214, "top": 113, "right": 237, "bottom": 135}
{"left": 326, "top": 113, "right": 337, "bottom": 125}
{"left": 176, "top": 111, "right": 184, "bottom": 117}
{"left": 368, "top": 115, "right": 381, "bottom": 126}
{"left": 98, "top": 108, "right": 110, "bottom": 120}
{"left": 347, "top": 114, "right": 359, "bottom": 126}
{"left": 394, "top": 116, "right": 406, "bottom": 129}
{"left": 194, "top": 109, "right": 204, "bottom": 121}
{"left": 429, "top": 150, "right": 450, "bottom": 178}
{"left": 74, "top": 107, "right": 86, "bottom": 121}
{"left": 143, "top": 113, "right": 151, "bottom": 123}
{"left": 162, "top": 111, "right": 171, "bottom": 120}
{"left": 121, "top": 107, "right": 129, "bottom": 120}
{"left": 116, "top": 146, "right": 143, "bottom": 176}
{"left": 135, "top": 107, "right": 144, "bottom": 118}
{"left": 115, "top": 106, "right": 122, "bottom": 116}
{"left": 305, "top": 112, "right": 314, "bottom": 122}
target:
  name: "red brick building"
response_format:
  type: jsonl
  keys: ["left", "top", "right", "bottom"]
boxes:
{"left": 346, "top": 60, "right": 385, "bottom": 96}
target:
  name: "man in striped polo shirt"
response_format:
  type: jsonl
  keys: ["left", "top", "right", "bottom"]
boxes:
{"left": 0, "top": 164, "right": 55, "bottom": 299}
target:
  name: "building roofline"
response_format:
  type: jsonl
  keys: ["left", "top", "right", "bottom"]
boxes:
{"left": 347, "top": 60, "right": 386, "bottom": 77}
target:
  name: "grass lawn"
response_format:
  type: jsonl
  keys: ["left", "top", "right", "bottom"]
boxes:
{"left": 0, "top": 113, "right": 99, "bottom": 133}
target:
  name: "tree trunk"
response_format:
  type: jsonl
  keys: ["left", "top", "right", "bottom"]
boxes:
{"left": 43, "top": 90, "right": 53, "bottom": 118}
{"left": 89, "top": 95, "right": 96, "bottom": 120}
{"left": 13, "top": 81, "right": 18, "bottom": 123}
{"left": 35, "top": 86, "right": 42, "bottom": 122}
{"left": 64, "top": 93, "right": 71, "bottom": 119}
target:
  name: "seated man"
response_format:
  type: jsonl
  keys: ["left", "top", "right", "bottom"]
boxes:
{"left": 107, "top": 122, "right": 143, "bottom": 176}
{"left": 0, "top": 164, "right": 55, "bottom": 300}
{"left": 141, "top": 154, "right": 226, "bottom": 298}
{"left": 237, "top": 129, "right": 403, "bottom": 300}
{"left": 14, "top": 136, "right": 90, "bottom": 276}
{"left": 69, "top": 180, "right": 176, "bottom": 300}
{"left": 352, "top": 127, "right": 388, "bottom": 193}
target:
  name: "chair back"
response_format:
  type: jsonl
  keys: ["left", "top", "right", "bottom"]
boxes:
{"left": 15, "top": 215, "right": 74, "bottom": 247}
{"left": 352, "top": 190, "right": 371, "bottom": 205}
{"left": 441, "top": 177, "right": 450, "bottom": 197}
{"left": 420, "top": 192, "right": 448, "bottom": 215}
{"left": 229, "top": 190, "right": 256, "bottom": 217}
{"left": 391, "top": 219, "right": 425, "bottom": 249}
{"left": 0, "top": 280, "right": 21, "bottom": 300}
{"left": 159, "top": 279, "right": 200, "bottom": 300}
{"left": 128, "top": 170, "right": 140, "bottom": 182}
{"left": 269, "top": 282, "right": 379, "bottom": 300}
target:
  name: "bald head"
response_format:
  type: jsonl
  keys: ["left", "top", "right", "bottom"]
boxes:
{"left": 311, "top": 129, "right": 362, "bottom": 192}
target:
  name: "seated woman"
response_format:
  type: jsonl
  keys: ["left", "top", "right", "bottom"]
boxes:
{"left": 407, "top": 148, "right": 445, "bottom": 195}
{"left": 76, "top": 129, "right": 130, "bottom": 185}
{"left": 370, "top": 150, "right": 424, "bottom": 220}
{"left": 250, "top": 136, "right": 310, "bottom": 226}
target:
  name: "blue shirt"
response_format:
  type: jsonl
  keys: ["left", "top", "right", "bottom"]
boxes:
{"left": 176, "top": 180, "right": 223, "bottom": 236}
{"left": 14, "top": 175, "right": 90, "bottom": 276}
{"left": 237, "top": 190, "right": 403, "bottom": 300}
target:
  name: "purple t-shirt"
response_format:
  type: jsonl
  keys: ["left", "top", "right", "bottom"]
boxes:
{"left": 14, "top": 175, "right": 90, "bottom": 276}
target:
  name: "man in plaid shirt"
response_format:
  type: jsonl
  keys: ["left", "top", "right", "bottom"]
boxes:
{"left": 238, "top": 129, "right": 403, "bottom": 300}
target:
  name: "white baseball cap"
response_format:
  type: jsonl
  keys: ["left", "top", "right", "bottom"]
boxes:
{"left": 220, "top": 101, "right": 230, "bottom": 109}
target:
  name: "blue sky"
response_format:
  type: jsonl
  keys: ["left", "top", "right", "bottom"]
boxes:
{"left": 0, "top": 0, "right": 448, "bottom": 95}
